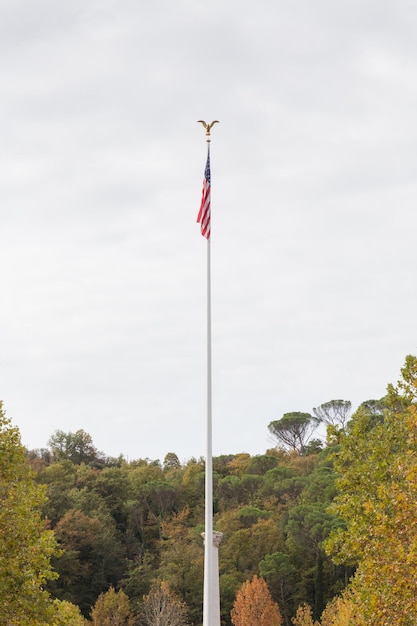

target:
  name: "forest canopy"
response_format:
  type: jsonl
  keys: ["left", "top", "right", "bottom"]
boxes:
{"left": 2, "top": 355, "right": 417, "bottom": 625}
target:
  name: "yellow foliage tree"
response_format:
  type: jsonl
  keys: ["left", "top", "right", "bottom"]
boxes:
{"left": 319, "top": 592, "right": 358, "bottom": 626}
{"left": 90, "top": 586, "right": 135, "bottom": 626}
{"left": 292, "top": 603, "right": 318, "bottom": 626}
{"left": 325, "top": 356, "right": 417, "bottom": 625}
{"left": 292, "top": 594, "right": 363, "bottom": 626}
{"left": 52, "top": 599, "right": 89, "bottom": 625}
{"left": 231, "top": 575, "right": 283, "bottom": 626}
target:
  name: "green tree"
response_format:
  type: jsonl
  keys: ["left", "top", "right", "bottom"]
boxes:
{"left": 246, "top": 455, "right": 279, "bottom": 475}
{"left": 120, "top": 551, "right": 157, "bottom": 610}
{"left": 158, "top": 509, "right": 203, "bottom": 624}
{"left": 268, "top": 413, "right": 316, "bottom": 454}
{"left": 260, "top": 551, "right": 297, "bottom": 626}
{"left": 0, "top": 402, "right": 60, "bottom": 625}
{"left": 48, "top": 429, "right": 100, "bottom": 465}
{"left": 312, "top": 401, "right": 351, "bottom": 430}
{"left": 52, "top": 508, "right": 125, "bottom": 614}
{"left": 259, "top": 448, "right": 346, "bottom": 623}
{"left": 261, "top": 465, "right": 306, "bottom": 506}
{"left": 145, "top": 480, "right": 177, "bottom": 531}
{"left": 163, "top": 452, "right": 181, "bottom": 470}
{"left": 37, "top": 460, "right": 77, "bottom": 525}
{"left": 126, "top": 463, "right": 176, "bottom": 551}
{"left": 220, "top": 519, "right": 282, "bottom": 575}
{"left": 217, "top": 475, "right": 246, "bottom": 510}
{"left": 93, "top": 465, "right": 131, "bottom": 531}
{"left": 176, "top": 457, "right": 205, "bottom": 515}
{"left": 357, "top": 398, "right": 385, "bottom": 422}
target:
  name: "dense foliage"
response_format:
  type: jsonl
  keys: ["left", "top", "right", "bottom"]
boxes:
{"left": 2, "top": 355, "right": 417, "bottom": 624}
{"left": 37, "top": 450, "right": 341, "bottom": 621}
{"left": 25, "top": 420, "right": 347, "bottom": 624}
{"left": 0, "top": 402, "right": 59, "bottom": 625}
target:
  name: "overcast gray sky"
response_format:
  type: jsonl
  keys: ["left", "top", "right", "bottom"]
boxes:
{"left": 1, "top": 0, "right": 416, "bottom": 463}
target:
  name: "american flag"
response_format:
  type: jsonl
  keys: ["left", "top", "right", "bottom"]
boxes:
{"left": 197, "top": 151, "right": 211, "bottom": 239}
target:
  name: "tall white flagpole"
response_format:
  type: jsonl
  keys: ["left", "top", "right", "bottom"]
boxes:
{"left": 197, "top": 120, "right": 219, "bottom": 626}
{"left": 204, "top": 224, "right": 213, "bottom": 626}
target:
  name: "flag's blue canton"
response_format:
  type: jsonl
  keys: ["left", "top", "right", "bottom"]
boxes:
{"left": 205, "top": 155, "right": 211, "bottom": 183}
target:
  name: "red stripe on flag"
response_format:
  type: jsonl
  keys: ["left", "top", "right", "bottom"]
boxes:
{"left": 197, "top": 152, "right": 211, "bottom": 239}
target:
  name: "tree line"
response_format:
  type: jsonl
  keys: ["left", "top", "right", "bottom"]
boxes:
{"left": 1, "top": 355, "right": 417, "bottom": 625}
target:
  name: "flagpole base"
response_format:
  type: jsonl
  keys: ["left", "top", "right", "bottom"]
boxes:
{"left": 201, "top": 531, "right": 223, "bottom": 626}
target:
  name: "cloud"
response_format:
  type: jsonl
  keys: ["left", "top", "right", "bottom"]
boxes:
{"left": 1, "top": 0, "right": 416, "bottom": 461}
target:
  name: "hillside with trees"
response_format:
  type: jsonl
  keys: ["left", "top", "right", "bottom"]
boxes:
{"left": 1, "top": 355, "right": 417, "bottom": 625}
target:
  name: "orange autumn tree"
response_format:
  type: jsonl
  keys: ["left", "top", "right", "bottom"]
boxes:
{"left": 231, "top": 575, "right": 283, "bottom": 626}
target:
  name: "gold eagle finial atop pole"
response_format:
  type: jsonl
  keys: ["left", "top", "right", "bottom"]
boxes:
{"left": 197, "top": 120, "right": 219, "bottom": 141}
